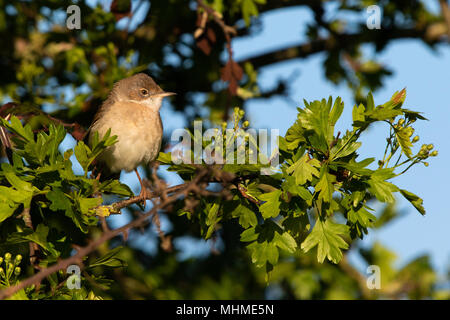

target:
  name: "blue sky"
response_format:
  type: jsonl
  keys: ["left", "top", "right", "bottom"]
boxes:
{"left": 59, "top": 1, "right": 449, "bottom": 278}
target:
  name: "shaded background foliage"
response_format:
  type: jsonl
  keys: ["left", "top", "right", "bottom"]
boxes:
{"left": 0, "top": 0, "right": 449, "bottom": 299}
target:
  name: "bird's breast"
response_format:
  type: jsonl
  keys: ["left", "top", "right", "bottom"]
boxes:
{"left": 90, "top": 101, "right": 163, "bottom": 173}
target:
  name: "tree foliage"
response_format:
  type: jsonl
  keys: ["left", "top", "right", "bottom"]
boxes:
{"left": 0, "top": 0, "right": 448, "bottom": 300}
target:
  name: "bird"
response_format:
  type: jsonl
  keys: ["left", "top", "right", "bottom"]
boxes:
{"left": 88, "top": 73, "right": 175, "bottom": 199}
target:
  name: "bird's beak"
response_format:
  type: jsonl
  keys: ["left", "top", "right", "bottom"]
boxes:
{"left": 153, "top": 92, "right": 176, "bottom": 98}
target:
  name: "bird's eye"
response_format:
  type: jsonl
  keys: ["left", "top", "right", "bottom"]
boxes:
{"left": 140, "top": 88, "right": 149, "bottom": 96}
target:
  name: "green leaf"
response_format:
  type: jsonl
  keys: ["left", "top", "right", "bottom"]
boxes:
{"left": 258, "top": 189, "right": 282, "bottom": 219}
{"left": 400, "top": 189, "right": 425, "bottom": 215}
{"left": 0, "top": 186, "right": 32, "bottom": 205}
{"left": 240, "top": 227, "right": 258, "bottom": 242}
{"left": 286, "top": 154, "right": 321, "bottom": 185}
{"left": 205, "top": 203, "right": 221, "bottom": 239}
{"left": 46, "top": 188, "right": 88, "bottom": 233}
{"left": 333, "top": 158, "right": 374, "bottom": 176}
{"left": 329, "top": 96, "right": 344, "bottom": 127}
{"left": 297, "top": 99, "right": 332, "bottom": 150}
{"left": 273, "top": 230, "right": 297, "bottom": 253}
{"left": 352, "top": 103, "right": 365, "bottom": 126}
{"left": 265, "top": 243, "right": 279, "bottom": 265}
{"left": 74, "top": 141, "right": 91, "bottom": 172}
{"left": 367, "top": 169, "right": 399, "bottom": 203}
{"left": 365, "top": 107, "right": 403, "bottom": 122}
{"left": 366, "top": 92, "right": 375, "bottom": 112}
{"left": 88, "top": 246, "right": 127, "bottom": 269}
{"left": 301, "top": 218, "right": 349, "bottom": 264}
{"left": 281, "top": 175, "right": 313, "bottom": 204}
{"left": 247, "top": 241, "right": 272, "bottom": 267}
{"left": 315, "top": 170, "right": 336, "bottom": 204}
{"left": 156, "top": 152, "right": 173, "bottom": 165}
{"left": 348, "top": 205, "right": 376, "bottom": 228}
{"left": 21, "top": 224, "right": 59, "bottom": 257}
{"left": 78, "top": 197, "right": 103, "bottom": 215}
{"left": 240, "top": 221, "right": 296, "bottom": 269}
{"left": 99, "top": 180, "right": 133, "bottom": 197}
{"left": 46, "top": 189, "right": 72, "bottom": 212}
{"left": 330, "top": 130, "right": 361, "bottom": 161}
{"left": 241, "top": 0, "right": 259, "bottom": 26}
{"left": 0, "top": 115, "right": 34, "bottom": 142}
{"left": 231, "top": 203, "right": 258, "bottom": 228}
{"left": 0, "top": 202, "right": 19, "bottom": 224}
{"left": 2, "top": 164, "right": 35, "bottom": 192}
{"left": 347, "top": 206, "right": 377, "bottom": 238}
{"left": 284, "top": 120, "right": 306, "bottom": 150}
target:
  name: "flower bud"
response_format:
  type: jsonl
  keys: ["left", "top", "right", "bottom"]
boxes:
{"left": 0, "top": 267, "right": 4, "bottom": 278}
{"left": 398, "top": 119, "right": 405, "bottom": 126}
{"left": 0, "top": 257, "right": 3, "bottom": 265}
{"left": 427, "top": 144, "right": 434, "bottom": 151}
{"left": 243, "top": 120, "right": 249, "bottom": 128}
{"left": 424, "top": 162, "right": 429, "bottom": 167}
{"left": 14, "top": 267, "right": 21, "bottom": 276}
{"left": 4, "top": 253, "right": 11, "bottom": 262}
{"left": 430, "top": 150, "right": 438, "bottom": 157}
{"left": 239, "top": 110, "right": 245, "bottom": 117}
{"left": 412, "top": 136, "right": 419, "bottom": 143}
{"left": 234, "top": 107, "right": 240, "bottom": 114}
{"left": 14, "top": 254, "right": 22, "bottom": 264}
{"left": 419, "top": 150, "right": 428, "bottom": 158}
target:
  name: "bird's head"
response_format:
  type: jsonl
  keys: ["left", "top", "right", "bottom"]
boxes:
{"left": 111, "top": 73, "right": 175, "bottom": 111}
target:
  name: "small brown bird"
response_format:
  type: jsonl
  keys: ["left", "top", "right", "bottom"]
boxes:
{"left": 89, "top": 73, "right": 175, "bottom": 198}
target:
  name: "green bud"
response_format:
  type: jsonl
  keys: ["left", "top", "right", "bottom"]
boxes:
{"left": 398, "top": 119, "right": 405, "bottom": 126}
{"left": 412, "top": 136, "right": 419, "bottom": 143}
{"left": 14, "top": 254, "right": 22, "bottom": 264}
{"left": 233, "top": 107, "right": 239, "bottom": 114}
{"left": 0, "top": 257, "right": 3, "bottom": 265}
{"left": 239, "top": 110, "right": 245, "bottom": 117}
{"left": 14, "top": 267, "right": 21, "bottom": 276}
{"left": 430, "top": 150, "right": 438, "bottom": 157}
{"left": 419, "top": 150, "right": 428, "bottom": 158}
{"left": 243, "top": 120, "right": 249, "bottom": 128}
{"left": 407, "top": 129, "right": 414, "bottom": 137}
{"left": 427, "top": 144, "right": 434, "bottom": 151}
{"left": 424, "top": 162, "right": 429, "bottom": 167}
{"left": 4, "top": 253, "right": 11, "bottom": 262}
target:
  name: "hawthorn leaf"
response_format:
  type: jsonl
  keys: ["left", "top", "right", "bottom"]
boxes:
{"left": 301, "top": 218, "right": 349, "bottom": 264}
{"left": 400, "top": 189, "right": 425, "bottom": 215}
{"left": 367, "top": 169, "right": 399, "bottom": 203}
{"left": 259, "top": 189, "right": 282, "bottom": 219}
{"left": 315, "top": 171, "right": 336, "bottom": 203}
{"left": 286, "top": 154, "right": 320, "bottom": 185}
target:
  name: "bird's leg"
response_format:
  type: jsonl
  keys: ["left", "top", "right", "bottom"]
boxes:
{"left": 134, "top": 168, "right": 151, "bottom": 203}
